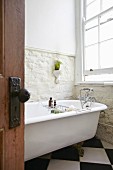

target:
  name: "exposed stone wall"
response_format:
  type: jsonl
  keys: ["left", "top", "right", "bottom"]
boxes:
{"left": 74, "top": 85, "right": 113, "bottom": 144}
{"left": 25, "top": 48, "right": 75, "bottom": 101}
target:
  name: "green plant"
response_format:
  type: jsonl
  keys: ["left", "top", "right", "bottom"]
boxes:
{"left": 54, "top": 60, "right": 62, "bottom": 70}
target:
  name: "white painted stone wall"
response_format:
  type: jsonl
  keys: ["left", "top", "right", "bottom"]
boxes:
{"left": 74, "top": 85, "right": 113, "bottom": 144}
{"left": 25, "top": 48, "right": 113, "bottom": 144}
{"left": 25, "top": 48, "right": 75, "bottom": 101}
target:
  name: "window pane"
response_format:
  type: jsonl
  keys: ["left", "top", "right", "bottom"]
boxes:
{"left": 100, "top": 40, "right": 113, "bottom": 68}
{"left": 85, "top": 44, "right": 98, "bottom": 70}
{"left": 86, "top": 0, "right": 95, "bottom": 5}
{"left": 100, "top": 10, "right": 113, "bottom": 41}
{"left": 84, "top": 0, "right": 113, "bottom": 82}
{"left": 85, "top": 18, "right": 98, "bottom": 29}
{"left": 86, "top": 0, "right": 100, "bottom": 19}
{"left": 85, "top": 28, "right": 98, "bottom": 46}
{"left": 85, "top": 74, "right": 113, "bottom": 81}
{"left": 85, "top": 19, "right": 98, "bottom": 46}
{"left": 102, "top": 0, "right": 113, "bottom": 11}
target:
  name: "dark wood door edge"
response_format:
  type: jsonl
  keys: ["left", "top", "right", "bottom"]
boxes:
{"left": 0, "top": 129, "right": 4, "bottom": 170}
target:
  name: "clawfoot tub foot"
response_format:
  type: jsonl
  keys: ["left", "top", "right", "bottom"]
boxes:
{"left": 73, "top": 142, "right": 84, "bottom": 157}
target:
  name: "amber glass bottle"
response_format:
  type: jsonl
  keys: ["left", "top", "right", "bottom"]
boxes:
{"left": 49, "top": 97, "right": 53, "bottom": 107}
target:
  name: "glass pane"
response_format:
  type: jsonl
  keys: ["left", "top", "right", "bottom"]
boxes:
{"left": 85, "top": 74, "right": 113, "bottom": 81}
{"left": 100, "top": 10, "right": 113, "bottom": 41}
{"left": 85, "top": 28, "right": 98, "bottom": 46}
{"left": 85, "top": 44, "right": 98, "bottom": 70}
{"left": 100, "top": 9, "right": 113, "bottom": 22}
{"left": 86, "top": 0, "right": 95, "bottom": 5}
{"left": 102, "top": 0, "right": 113, "bottom": 11}
{"left": 86, "top": 0, "right": 100, "bottom": 19}
{"left": 85, "top": 18, "right": 98, "bottom": 30}
{"left": 85, "top": 19, "right": 98, "bottom": 46}
{"left": 100, "top": 40, "right": 113, "bottom": 68}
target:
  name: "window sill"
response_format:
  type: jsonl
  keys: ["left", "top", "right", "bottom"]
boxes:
{"left": 75, "top": 81, "right": 113, "bottom": 86}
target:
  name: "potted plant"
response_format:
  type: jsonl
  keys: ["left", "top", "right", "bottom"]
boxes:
{"left": 53, "top": 60, "right": 62, "bottom": 83}
{"left": 54, "top": 60, "right": 62, "bottom": 70}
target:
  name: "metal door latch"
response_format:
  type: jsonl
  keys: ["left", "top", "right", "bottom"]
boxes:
{"left": 9, "top": 77, "right": 30, "bottom": 128}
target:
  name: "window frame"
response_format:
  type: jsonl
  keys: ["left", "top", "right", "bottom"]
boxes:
{"left": 75, "top": 0, "right": 113, "bottom": 85}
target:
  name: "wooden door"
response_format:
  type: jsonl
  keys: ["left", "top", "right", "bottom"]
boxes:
{"left": 0, "top": 0, "right": 25, "bottom": 169}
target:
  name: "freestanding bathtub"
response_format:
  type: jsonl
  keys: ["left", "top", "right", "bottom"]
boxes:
{"left": 24, "top": 100, "right": 107, "bottom": 161}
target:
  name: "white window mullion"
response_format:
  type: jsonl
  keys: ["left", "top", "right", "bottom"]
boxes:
{"left": 84, "top": 67, "right": 113, "bottom": 76}
{"left": 98, "top": 0, "right": 102, "bottom": 69}
{"left": 100, "top": 0, "right": 102, "bottom": 12}
{"left": 83, "top": 0, "right": 86, "bottom": 81}
{"left": 84, "top": 0, "right": 87, "bottom": 19}
{"left": 75, "top": 0, "right": 84, "bottom": 84}
{"left": 98, "top": 16, "right": 101, "bottom": 69}
{"left": 83, "top": 17, "right": 86, "bottom": 81}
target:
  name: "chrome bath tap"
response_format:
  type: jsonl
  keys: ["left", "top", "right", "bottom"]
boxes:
{"left": 79, "top": 88, "right": 96, "bottom": 109}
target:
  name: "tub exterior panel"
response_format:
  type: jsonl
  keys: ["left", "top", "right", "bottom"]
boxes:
{"left": 25, "top": 111, "right": 100, "bottom": 161}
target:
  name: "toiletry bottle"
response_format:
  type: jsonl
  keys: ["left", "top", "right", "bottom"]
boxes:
{"left": 51, "top": 99, "right": 53, "bottom": 108}
{"left": 54, "top": 100, "right": 56, "bottom": 108}
{"left": 49, "top": 97, "right": 53, "bottom": 107}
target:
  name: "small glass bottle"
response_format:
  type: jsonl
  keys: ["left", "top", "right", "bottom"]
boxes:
{"left": 54, "top": 100, "right": 56, "bottom": 108}
{"left": 49, "top": 97, "right": 53, "bottom": 107}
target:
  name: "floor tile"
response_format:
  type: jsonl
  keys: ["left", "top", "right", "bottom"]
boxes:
{"left": 80, "top": 147, "right": 110, "bottom": 164}
{"left": 39, "top": 153, "right": 52, "bottom": 159}
{"left": 83, "top": 137, "right": 103, "bottom": 148}
{"left": 51, "top": 146, "right": 79, "bottom": 161}
{"left": 25, "top": 139, "right": 113, "bottom": 170}
{"left": 47, "top": 159, "right": 80, "bottom": 170}
{"left": 80, "top": 162, "right": 112, "bottom": 170}
{"left": 105, "top": 149, "right": 113, "bottom": 165}
{"left": 25, "top": 157, "right": 50, "bottom": 170}
{"left": 102, "top": 141, "right": 113, "bottom": 149}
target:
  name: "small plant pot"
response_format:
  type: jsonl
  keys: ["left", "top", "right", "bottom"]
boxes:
{"left": 53, "top": 70, "right": 61, "bottom": 84}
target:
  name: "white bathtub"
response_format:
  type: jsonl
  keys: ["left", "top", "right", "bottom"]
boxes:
{"left": 24, "top": 100, "right": 107, "bottom": 161}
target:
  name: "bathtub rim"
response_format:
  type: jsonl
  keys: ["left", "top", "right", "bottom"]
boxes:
{"left": 25, "top": 100, "right": 107, "bottom": 125}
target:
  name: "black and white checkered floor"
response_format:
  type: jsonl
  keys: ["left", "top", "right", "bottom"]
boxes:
{"left": 25, "top": 137, "right": 113, "bottom": 170}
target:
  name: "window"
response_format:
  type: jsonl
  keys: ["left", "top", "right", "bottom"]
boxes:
{"left": 77, "top": 0, "right": 113, "bottom": 83}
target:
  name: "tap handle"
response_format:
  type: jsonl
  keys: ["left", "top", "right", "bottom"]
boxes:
{"left": 81, "top": 88, "right": 94, "bottom": 92}
{"left": 82, "top": 88, "right": 90, "bottom": 91}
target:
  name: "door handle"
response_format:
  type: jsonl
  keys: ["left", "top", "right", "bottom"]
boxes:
{"left": 18, "top": 88, "right": 30, "bottom": 103}
{"left": 12, "top": 88, "right": 30, "bottom": 103}
{"left": 9, "top": 77, "right": 30, "bottom": 128}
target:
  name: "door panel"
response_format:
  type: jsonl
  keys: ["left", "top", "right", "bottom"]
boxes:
{"left": 0, "top": 1, "right": 5, "bottom": 169}
{"left": 0, "top": 129, "right": 4, "bottom": 170}
{"left": 0, "top": 0, "right": 4, "bottom": 75}
{"left": 0, "top": 0, "right": 25, "bottom": 169}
